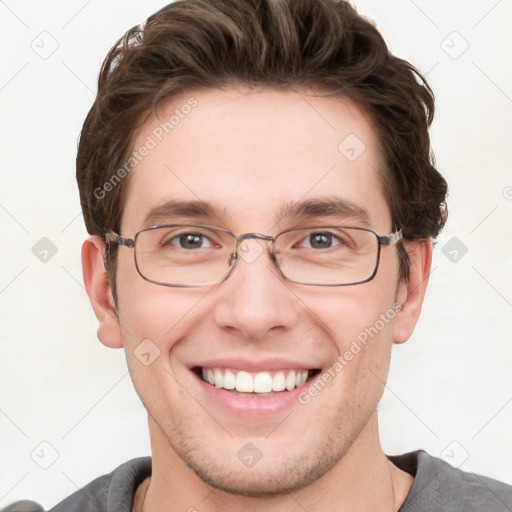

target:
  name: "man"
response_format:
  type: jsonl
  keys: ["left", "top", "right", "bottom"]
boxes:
{"left": 45, "top": 0, "right": 511, "bottom": 510}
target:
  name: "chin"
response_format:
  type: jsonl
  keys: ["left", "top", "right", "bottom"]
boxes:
{"left": 188, "top": 457, "right": 328, "bottom": 497}
{"left": 167, "top": 429, "right": 349, "bottom": 498}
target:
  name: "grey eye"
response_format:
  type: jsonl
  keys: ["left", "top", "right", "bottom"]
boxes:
{"left": 165, "top": 232, "right": 213, "bottom": 250}
{"left": 300, "top": 232, "right": 340, "bottom": 249}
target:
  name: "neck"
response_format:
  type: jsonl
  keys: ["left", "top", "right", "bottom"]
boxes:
{"left": 142, "top": 414, "right": 414, "bottom": 512}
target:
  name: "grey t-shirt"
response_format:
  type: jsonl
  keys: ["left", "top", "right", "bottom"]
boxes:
{"left": 46, "top": 450, "right": 512, "bottom": 511}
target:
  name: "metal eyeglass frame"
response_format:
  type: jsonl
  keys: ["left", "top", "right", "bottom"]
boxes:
{"left": 105, "top": 225, "right": 403, "bottom": 288}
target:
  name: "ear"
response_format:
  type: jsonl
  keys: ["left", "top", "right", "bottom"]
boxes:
{"left": 82, "top": 237, "right": 123, "bottom": 349}
{"left": 393, "top": 240, "right": 432, "bottom": 345}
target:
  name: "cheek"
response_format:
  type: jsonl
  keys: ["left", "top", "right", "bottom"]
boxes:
{"left": 291, "top": 265, "right": 399, "bottom": 405}
{"left": 115, "top": 249, "right": 206, "bottom": 344}
{"left": 116, "top": 288, "right": 200, "bottom": 417}
{"left": 294, "top": 274, "right": 398, "bottom": 347}
{"left": 318, "top": 304, "right": 395, "bottom": 425}
{"left": 115, "top": 270, "right": 216, "bottom": 408}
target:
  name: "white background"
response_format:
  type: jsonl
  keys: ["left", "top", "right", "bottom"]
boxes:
{"left": 1, "top": 0, "right": 511, "bottom": 509}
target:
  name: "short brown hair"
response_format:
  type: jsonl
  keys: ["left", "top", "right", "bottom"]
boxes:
{"left": 77, "top": 0, "right": 447, "bottom": 283}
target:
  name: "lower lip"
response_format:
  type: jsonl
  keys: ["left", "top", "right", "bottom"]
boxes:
{"left": 193, "top": 371, "right": 312, "bottom": 417}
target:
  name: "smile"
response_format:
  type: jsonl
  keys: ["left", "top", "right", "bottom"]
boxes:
{"left": 196, "top": 367, "right": 320, "bottom": 394}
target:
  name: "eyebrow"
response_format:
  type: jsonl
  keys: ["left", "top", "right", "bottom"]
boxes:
{"left": 142, "top": 197, "right": 370, "bottom": 228}
{"left": 143, "top": 199, "right": 225, "bottom": 226}
{"left": 276, "top": 198, "right": 370, "bottom": 226}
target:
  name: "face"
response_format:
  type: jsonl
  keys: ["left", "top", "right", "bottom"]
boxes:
{"left": 98, "top": 88, "right": 412, "bottom": 495}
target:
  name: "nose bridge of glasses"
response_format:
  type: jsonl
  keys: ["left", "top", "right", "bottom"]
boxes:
{"left": 229, "top": 232, "right": 277, "bottom": 266}
{"left": 237, "top": 232, "right": 275, "bottom": 243}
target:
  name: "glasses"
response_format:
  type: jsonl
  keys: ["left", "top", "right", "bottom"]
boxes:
{"left": 105, "top": 224, "right": 403, "bottom": 287}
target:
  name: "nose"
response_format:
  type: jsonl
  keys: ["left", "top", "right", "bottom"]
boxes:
{"left": 212, "top": 237, "right": 301, "bottom": 340}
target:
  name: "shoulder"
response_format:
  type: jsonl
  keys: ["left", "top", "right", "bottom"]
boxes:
{"left": 390, "top": 450, "right": 512, "bottom": 512}
{"left": 48, "top": 457, "right": 151, "bottom": 512}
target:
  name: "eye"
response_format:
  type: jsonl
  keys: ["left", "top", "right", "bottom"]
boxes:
{"left": 167, "top": 232, "right": 213, "bottom": 250}
{"left": 299, "top": 232, "right": 341, "bottom": 249}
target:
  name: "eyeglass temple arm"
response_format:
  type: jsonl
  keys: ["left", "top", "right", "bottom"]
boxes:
{"left": 378, "top": 229, "right": 403, "bottom": 246}
{"left": 104, "top": 231, "right": 135, "bottom": 248}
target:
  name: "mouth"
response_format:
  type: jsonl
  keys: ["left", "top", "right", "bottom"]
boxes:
{"left": 192, "top": 366, "right": 321, "bottom": 396}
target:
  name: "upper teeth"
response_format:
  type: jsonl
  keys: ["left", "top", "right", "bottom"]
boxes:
{"left": 201, "top": 368, "right": 309, "bottom": 393}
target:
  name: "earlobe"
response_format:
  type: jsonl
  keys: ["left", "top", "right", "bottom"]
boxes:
{"left": 393, "top": 240, "right": 432, "bottom": 345}
{"left": 82, "top": 237, "right": 123, "bottom": 349}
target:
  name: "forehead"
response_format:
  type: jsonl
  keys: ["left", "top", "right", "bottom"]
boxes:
{"left": 122, "top": 87, "right": 390, "bottom": 233}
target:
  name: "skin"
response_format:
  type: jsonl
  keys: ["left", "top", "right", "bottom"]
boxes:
{"left": 82, "top": 87, "right": 432, "bottom": 511}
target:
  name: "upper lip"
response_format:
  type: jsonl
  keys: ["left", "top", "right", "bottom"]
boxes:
{"left": 190, "top": 358, "right": 321, "bottom": 372}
